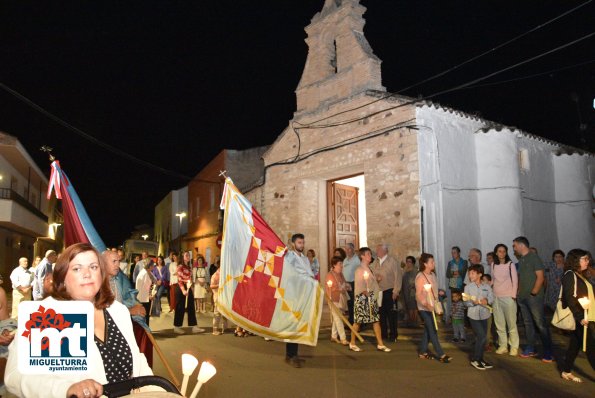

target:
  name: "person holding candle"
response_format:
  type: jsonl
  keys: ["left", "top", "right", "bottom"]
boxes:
{"left": 349, "top": 247, "right": 391, "bottom": 352}
{"left": 416, "top": 253, "right": 451, "bottom": 363}
{"left": 325, "top": 256, "right": 349, "bottom": 345}
{"left": 174, "top": 252, "right": 203, "bottom": 334}
{"left": 464, "top": 264, "right": 494, "bottom": 370}
{"left": 560, "top": 249, "right": 595, "bottom": 383}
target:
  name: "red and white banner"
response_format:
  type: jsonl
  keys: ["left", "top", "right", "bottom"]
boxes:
{"left": 217, "top": 178, "right": 322, "bottom": 346}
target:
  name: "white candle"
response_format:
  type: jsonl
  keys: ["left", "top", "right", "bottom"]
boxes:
{"left": 578, "top": 297, "right": 590, "bottom": 352}
{"left": 181, "top": 354, "right": 199, "bottom": 396}
{"left": 363, "top": 271, "right": 369, "bottom": 291}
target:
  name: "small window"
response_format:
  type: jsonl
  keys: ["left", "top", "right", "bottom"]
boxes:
{"left": 519, "top": 149, "right": 530, "bottom": 172}
{"left": 210, "top": 186, "right": 215, "bottom": 211}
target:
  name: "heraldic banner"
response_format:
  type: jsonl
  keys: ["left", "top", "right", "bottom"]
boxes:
{"left": 218, "top": 178, "right": 323, "bottom": 346}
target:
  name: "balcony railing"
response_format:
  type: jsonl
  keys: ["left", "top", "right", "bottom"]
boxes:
{"left": 0, "top": 188, "right": 48, "bottom": 222}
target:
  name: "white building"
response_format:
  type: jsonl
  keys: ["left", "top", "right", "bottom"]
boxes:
{"left": 416, "top": 104, "right": 594, "bottom": 287}
{"left": 154, "top": 186, "right": 188, "bottom": 256}
{"left": 0, "top": 132, "right": 61, "bottom": 278}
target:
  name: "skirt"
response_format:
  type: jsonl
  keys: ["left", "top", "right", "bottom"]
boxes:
{"left": 193, "top": 279, "right": 207, "bottom": 298}
{"left": 354, "top": 291, "right": 380, "bottom": 324}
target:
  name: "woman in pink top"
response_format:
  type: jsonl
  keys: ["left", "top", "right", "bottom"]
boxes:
{"left": 325, "top": 256, "right": 350, "bottom": 345}
{"left": 416, "top": 253, "right": 451, "bottom": 363}
{"left": 349, "top": 247, "right": 391, "bottom": 353}
{"left": 491, "top": 243, "right": 519, "bottom": 356}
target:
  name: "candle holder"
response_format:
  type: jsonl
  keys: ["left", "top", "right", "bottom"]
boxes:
{"left": 423, "top": 283, "right": 438, "bottom": 330}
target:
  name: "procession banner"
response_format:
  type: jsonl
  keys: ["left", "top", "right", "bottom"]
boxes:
{"left": 47, "top": 160, "right": 106, "bottom": 252}
{"left": 218, "top": 178, "right": 323, "bottom": 346}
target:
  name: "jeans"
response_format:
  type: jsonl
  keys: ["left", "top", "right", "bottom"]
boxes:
{"left": 419, "top": 310, "right": 444, "bottom": 357}
{"left": 379, "top": 288, "right": 398, "bottom": 340}
{"left": 452, "top": 320, "right": 465, "bottom": 339}
{"left": 517, "top": 295, "right": 552, "bottom": 352}
{"left": 470, "top": 319, "right": 487, "bottom": 361}
{"left": 151, "top": 285, "right": 167, "bottom": 316}
{"left": 493, "top": 296, "right": 519, "bottom": 349}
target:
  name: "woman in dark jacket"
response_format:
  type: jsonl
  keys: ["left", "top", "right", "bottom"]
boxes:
{"left": 561, "top": 249, "right": 594, "bottom": 383}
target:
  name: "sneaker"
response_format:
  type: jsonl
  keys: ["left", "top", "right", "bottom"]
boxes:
{"left": 480, "top": 360, "right": 494, "bottom": 369}
{"left": 520, "top": 348, "right": 537, "bottom": 358}
{"left": 451, "top": 338, "right": 459, "bottom": 343}
{"left": 192, "top": 326, "right": 205, "bottom": 333}
{"left": 470, "top": 360, "right": 485, "bottom": 370}
{"left": 173, "top": 327, "right": 185, "bottom": 334}
{"left": 509, "top": 348, "right": 519, "bottom": 357}
{"left": 541, "top": 352, "right": 554, "bottom": 363}
{"left": 495, "top": 346, "right": 508, "bottom": 355}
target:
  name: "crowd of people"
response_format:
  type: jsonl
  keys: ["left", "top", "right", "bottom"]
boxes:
{"left": 0, "top": 234, "right": 593, "bottom": 394}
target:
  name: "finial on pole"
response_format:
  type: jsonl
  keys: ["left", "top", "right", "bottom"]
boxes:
{"left": 40, "top": 145, "right": 55, "bottom": 161}
{"left": 218, "top": 170, "right": 228, "bottom": 179}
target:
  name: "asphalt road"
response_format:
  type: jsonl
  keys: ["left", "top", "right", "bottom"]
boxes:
{"left": 148, "top": 305, "right": 595, "bottom": 398}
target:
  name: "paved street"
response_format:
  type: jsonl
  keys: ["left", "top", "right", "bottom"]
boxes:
{"left": 148, "top": 304, "right": 595, "bottom": 398}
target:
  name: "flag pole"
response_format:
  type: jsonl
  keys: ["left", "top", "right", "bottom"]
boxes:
{"left": 144, "top": 329, "right": 181, "bottom": 388}
{"left": 323, "top": 290, "right": 364, "bottom": 343}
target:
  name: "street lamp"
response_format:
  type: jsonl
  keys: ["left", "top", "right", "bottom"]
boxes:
{"left": 175, "top": 211, "right": 187, "bottom": 252}
{"left": 141, "top": 234, "right": 149, "bottom": 241}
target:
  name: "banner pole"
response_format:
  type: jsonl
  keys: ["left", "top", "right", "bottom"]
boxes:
{"left": 323, "top": 290, "right": 364, "bottom": 343}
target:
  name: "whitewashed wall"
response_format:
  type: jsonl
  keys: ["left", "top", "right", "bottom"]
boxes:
{"left": 416, "top": 105, "right": 485, "bottom": 288}
{"left": 474, "top": 130, "right": 523, "bottom": 256}
{"left": 553, "top": 153, "right": 595, "bottom": 254}
{"left": 417, "top": 106, "right": 594, "bottom": 289}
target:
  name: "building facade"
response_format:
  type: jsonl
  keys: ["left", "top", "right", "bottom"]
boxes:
{"left": 185, "top": 147, "right": 268, "bottom": 265}
{"left": 0, "top": 132, "right": 62, "bottom": 280}
{"left": 244, "top": 0, "right": 595, "bottom": 285}
{"left": 154, "top": 186, "right": 188, "bottom": 256}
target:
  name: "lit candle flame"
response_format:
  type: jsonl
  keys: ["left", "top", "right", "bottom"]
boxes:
{"left": 423, "top": 283, "right": 432, "bottom": 291}
{"left": 363, "top": 271, "right": 369, "bottom": 280}
{"left": 326, "top": 280, "right": 333, "bottom": 288}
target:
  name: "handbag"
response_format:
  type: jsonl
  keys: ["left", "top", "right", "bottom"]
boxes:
{"left": 422, "top": 273, "right": 442, "bottom": 314}
{"left": 551, "top": 271, "right": 576, "bottom": 331}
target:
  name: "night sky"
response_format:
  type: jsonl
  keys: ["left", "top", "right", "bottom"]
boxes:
{"left": 0, "top": 0, "right": 593, "bottom": 246}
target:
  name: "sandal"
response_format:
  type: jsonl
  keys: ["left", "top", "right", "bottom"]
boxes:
{"left": 377, "top": 345, "right": 391, "bottom": 352}
{"left": 418, "top": 353, "right": 435, "bottom": 360}
{"left": 349, "top": 344, "right": 362, "bottom": 352}
{"left": 438, "top": 355, "right": 452, "bottom": 363}
{"left": 561, "top": 372, "right": 582, "bottom": 383}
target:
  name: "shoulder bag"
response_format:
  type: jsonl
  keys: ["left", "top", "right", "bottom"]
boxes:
{"left": 551, "top": 271, "right": 576, "bottom": 331}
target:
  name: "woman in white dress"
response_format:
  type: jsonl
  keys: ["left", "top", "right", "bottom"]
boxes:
{"left": 193, "top": 255, "right": 209, "bottom": 313}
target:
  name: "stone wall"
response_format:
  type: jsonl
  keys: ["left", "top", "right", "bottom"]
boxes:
{"left": 260, "top": 93, "right": 420, "bottom": 268}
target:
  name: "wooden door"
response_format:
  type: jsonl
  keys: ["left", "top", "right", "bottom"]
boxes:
{"left": 327, "top": 182, "right": 359, "bottom": 260}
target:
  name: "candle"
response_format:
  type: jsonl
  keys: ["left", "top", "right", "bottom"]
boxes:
{"left": 363, "top": 271, "right": 370, "bottom": 292}
{"left": 189, "top": 361, "right": 217, "bottom": 398}
{"left": 181, "top": 354, "right": 199, "bottom": 396}
{"left": 578, "top": 297, "right": 590, "bottom": 352}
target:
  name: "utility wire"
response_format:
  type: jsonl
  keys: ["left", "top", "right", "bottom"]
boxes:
{"left": 462, "top": 59, "right": 595, "bottom": 89}
{"left": 396, "top": 0, "right": 593, "bottom": 94}
{"left": 295, "top": 31, "right": 595, "bottom": 130}
{"left": 0, "top": 81, "right": 192, "bottom": 181}
{"left": 294, "top": 0, "right": 593, "bottom": 128}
